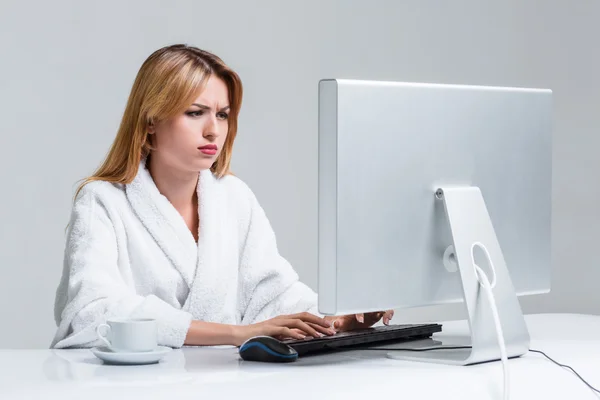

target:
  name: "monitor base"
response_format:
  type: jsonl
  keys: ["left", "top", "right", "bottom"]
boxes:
{"left": 389, "top": 186, "right": 530, "bottom": 366}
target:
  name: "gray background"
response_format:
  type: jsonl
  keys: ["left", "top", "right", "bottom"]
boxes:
{"left": 0, "top": 0, "right": 598, "bottom": 349}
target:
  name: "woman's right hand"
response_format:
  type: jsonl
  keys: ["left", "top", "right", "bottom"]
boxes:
{"left": 234, "top": 312, "right": 336, "bottom": 346}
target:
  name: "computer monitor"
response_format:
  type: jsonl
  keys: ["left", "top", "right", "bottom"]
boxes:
{"left": 317, "top": 79, "right": 552, "bottom": 365}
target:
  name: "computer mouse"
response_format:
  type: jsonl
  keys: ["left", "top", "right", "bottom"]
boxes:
{"left": 239, "top": 336, "right": 298, "bottom": 363}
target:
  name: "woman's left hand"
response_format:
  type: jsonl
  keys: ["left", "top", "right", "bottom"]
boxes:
{"left": 325, "top": 310, "right": 394, "bottom": 332}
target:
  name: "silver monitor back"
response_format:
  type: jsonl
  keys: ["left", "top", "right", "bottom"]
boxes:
{"left": 317, "top": 79, "right": 552, "bottom": 316}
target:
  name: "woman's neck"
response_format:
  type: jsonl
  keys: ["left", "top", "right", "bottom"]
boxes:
{"left": 147, "top": 156, "right": 199, "bottom": 210}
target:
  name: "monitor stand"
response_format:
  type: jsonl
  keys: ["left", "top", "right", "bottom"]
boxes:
{"left": 387, "top": 186, "right": 530, "bottom": 365}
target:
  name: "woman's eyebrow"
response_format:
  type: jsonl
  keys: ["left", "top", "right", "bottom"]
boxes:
{"left": 191, "top": 103, "right": 230, "bottom": 111}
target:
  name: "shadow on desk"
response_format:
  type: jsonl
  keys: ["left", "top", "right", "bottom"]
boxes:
{"left": 42, "top": 336, "right": 475, "bottom": 384}
{"left": 43, "top": 349, "right": 193, "bottom": 386}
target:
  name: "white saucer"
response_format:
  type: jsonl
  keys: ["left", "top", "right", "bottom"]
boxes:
{"left": 91, "top": 346, "right": 172, "bottom": 365}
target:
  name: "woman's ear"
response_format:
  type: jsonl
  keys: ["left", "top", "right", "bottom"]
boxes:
{"left": 147, "top": 118, "right": 155, "bottom": 134}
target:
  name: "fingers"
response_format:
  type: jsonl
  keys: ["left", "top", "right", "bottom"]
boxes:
{"left": 281, "top": 319, "right": 322, "bottom": 338}
{"left": 275, "top": 327, "right": 305, "bottom": 340}
{"left": 269, "top": 312, "right": 336, "bottom": 338}
{"left": 287, "top": 328, "right": 305, "bottom": 336}
{"left": 278, "top": 328, "right": 305, "bottom": 340}
{"left": 383, "top": 310, "right": 394, "bottom": 325}
{"left": 307, "top": 322, "right": 336, "bottom": 336}
{"left": 365, "top": 312, "right": 384, "bottom": 324}
{"left": 332, "top": 318, "right": 342, "bottom": 331}
{"left": 278, "top": 324, "right": 335, "bottom": 340}
{"left": 285, "top": 312, "right": 331, "bottom": 328}
{"left": 332, "top": 315, "right": 355, "bottom": 332}
{"left": 357, "top": 312, "right": 381, "bottom": 326}
{"left": 358, "top": 310, "right": 394, "bottom": 326}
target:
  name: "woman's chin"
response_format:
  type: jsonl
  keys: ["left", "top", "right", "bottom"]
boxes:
{"left": 193, "top": 159, "right": 216, "bottom": 171}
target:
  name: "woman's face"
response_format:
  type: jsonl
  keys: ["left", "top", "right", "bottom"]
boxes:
{"left": 149, "top": 75, "right": 230, "bottom": 173}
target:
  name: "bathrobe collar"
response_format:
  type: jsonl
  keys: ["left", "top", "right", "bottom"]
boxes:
{"left": 125, "top": 160, "right": 217, "bottom": 288}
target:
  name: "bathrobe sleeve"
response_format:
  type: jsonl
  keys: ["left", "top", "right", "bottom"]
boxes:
{"left": 51, "top": 186, "right": 193, "bottom": 349}
{"left": 238, "top": 186, "right": 320, "bottom": 325}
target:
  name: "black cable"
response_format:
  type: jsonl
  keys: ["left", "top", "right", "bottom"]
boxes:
{"left": 356, "top": 345, "right": 599, "bottom": 394}
{"left": 529, "top": 349, "right": 599, "bottom": 394}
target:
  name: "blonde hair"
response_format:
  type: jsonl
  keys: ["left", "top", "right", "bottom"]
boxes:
{"left": 74, "top": 44, "right": 243, "bottom": 200}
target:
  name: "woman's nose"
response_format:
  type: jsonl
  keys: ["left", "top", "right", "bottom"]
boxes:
{"left": 203, "top": 115, "right": 219, "bottom": 138}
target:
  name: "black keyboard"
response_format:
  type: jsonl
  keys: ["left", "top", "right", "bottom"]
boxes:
{"left": 282, "top": 323, "right": 442, "bottom": 356}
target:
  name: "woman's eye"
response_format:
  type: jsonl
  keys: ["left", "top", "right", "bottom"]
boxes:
{"left": 186, "top": 110, "right": 203, "bottom": 117}
{"left": 217, "top": 112, "right": 229, "bottom": 120}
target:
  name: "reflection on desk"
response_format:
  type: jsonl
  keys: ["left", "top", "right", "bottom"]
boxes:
{"left": 2, "top": 314, "right": 600, "bottom": 400}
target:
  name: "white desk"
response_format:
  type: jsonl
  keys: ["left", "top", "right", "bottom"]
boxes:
{"left": 2, "top": 314, "right": 600, "bottom": 400}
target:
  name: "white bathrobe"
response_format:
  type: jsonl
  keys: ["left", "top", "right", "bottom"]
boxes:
{"left": 51, "top": 160, "right": 319, "bottom": 349}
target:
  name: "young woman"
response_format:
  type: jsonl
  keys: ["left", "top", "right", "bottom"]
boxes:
{"left": 51, "top": 44, "right": 393, "bottom": 349}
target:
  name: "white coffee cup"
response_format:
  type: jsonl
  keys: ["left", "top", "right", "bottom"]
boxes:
{"left": 96, "top": 318, "right": 157, "bottom": 352}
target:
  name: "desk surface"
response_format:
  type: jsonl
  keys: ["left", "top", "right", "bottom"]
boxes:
{"left": 2, "top": 314, "right": 600, "bottom": 400}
